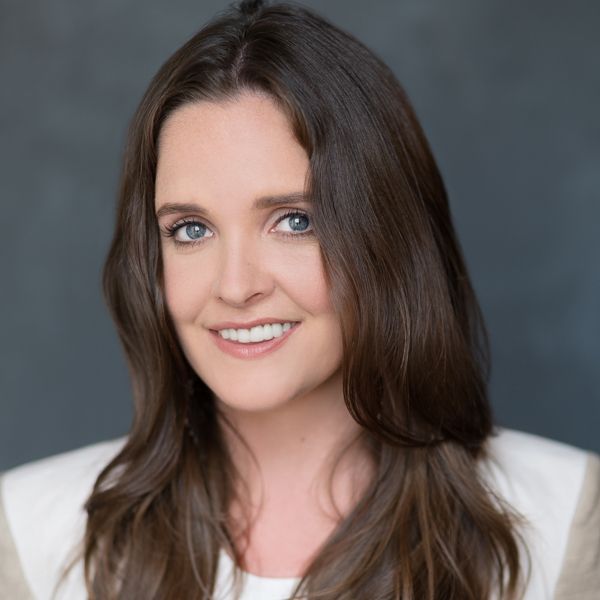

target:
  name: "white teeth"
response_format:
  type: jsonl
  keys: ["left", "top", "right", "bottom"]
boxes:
{"left": 218, "top": 321, "right": 297, "bottom": 343}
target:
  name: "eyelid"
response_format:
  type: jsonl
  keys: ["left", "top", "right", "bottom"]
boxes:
{"left": 272, "top": 209, "right": 313, "bottom": 233}
{"left": 159, "top": 215, "right": 212, "bottom": 241}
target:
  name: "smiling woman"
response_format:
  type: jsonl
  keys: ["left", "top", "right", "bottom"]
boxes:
{"left": 155, "top": 96, "right": 344, "bottom": 416}
{"left": 1, "top": 0, "right": 599, "bottom": 599}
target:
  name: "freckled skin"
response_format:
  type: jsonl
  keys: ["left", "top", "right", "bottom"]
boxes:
{"left": 155, "top": 92, "right": 343, "bottom": 414}
{"left": 154, "top": 92, "right": 372, "bottom": 577}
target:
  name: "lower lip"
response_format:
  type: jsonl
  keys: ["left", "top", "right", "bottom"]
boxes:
{"left": 209, "top": 323, "right": 301, "bottom": 359}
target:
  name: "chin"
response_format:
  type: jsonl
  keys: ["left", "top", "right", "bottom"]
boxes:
{"left": 215, "top": 393, "right": 294, "bottom": 415}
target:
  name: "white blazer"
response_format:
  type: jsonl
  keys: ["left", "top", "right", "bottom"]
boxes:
{"left": 1, "top": 427, "right": 599, "bottom": 599}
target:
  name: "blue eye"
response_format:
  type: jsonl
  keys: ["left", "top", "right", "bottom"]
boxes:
{"left": 274, "top": 211, "right": 313, "bottom": 236}
{"left": 161, "top": 218, "right": 213, "bottom": 246}
{"left": 160, "top": 210, "right": 314, "bottom": 248}
{"left": 182, "top": 222, "right": 208, "bottom": 241}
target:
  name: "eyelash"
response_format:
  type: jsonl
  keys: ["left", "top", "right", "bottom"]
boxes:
{"left": 160, "top": 210, "right": 314, "bottom": 248}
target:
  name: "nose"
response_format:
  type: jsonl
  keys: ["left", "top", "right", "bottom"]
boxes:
{"left": 212, "top": 235, "right": 274, "bottom": 307}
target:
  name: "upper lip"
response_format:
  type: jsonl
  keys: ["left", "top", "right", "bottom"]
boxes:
{"left": 209, "top": 318, "right": 300, "bottom": 331}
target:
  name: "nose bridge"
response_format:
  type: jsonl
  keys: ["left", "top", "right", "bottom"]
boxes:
{"left": 213, "top": 229, "right": 271, "bottom": 306}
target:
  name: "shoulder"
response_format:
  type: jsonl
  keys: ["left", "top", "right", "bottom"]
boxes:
{"left": 481, "top": 427, "right": 600, "bottom": 599}
{"left": 0, "top": 437, "right": 127, "bottom": 599}
{"left": 483, "top": 427, "right": 590, "bottom": 508}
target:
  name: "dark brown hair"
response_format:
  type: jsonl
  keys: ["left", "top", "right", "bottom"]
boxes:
{"left": 60, "top": 0, "right": 531, "bottom": 598}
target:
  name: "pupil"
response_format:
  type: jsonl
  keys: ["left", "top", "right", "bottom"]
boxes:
{"left": 290, "top": 214, "right": 309, "bottom": 231}
{"left": 186, "top": 223, "right": 204, "bottom": 239}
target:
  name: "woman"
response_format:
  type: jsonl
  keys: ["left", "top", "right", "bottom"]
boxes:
{"left": 1, "top": 1, "right": 598, "bottom": 598}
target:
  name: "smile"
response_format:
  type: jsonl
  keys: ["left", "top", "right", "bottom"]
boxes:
{"left": 209, "top": 322, "right": 301, "bottom": 359}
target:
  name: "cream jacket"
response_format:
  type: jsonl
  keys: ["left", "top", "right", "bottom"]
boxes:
{"left": 1, "top": 427, "right": 599, "bottom": 599}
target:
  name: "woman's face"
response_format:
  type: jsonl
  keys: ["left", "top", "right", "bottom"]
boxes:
{"left": 155, "top": 91, "right": 343, "bottom": 413}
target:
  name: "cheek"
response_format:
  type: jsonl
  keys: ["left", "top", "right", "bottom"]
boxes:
{"left": 162, "top": 257, "right": 210, "bottom": 325}
{"left": 287, "top": 250, "right": 333, "bottom": 314}
{"left": 256, "top": 241, "right": 334, "bottom": 319}
{"left": 283, "top": 249, "right": 343, "bottom": 361}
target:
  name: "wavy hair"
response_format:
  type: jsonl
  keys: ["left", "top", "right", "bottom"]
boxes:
{"left": 59, "top": 1, "right": 531, "bottom": 598}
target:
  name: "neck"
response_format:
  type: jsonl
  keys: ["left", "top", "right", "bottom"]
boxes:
{"left": 216, "top": 367, "right": 375, "bottom": 520}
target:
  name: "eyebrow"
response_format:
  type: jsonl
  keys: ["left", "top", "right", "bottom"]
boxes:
{"left": 155, "top": 192, "right": 310, "bottom": 219}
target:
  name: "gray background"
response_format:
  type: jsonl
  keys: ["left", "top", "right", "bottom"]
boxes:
{"left": 1, "top": 0, "right": 598, "bottom": 471}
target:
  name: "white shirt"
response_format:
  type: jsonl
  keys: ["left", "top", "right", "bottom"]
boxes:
{"left": 1, "top": 427, "right": 598, "bottom": 599}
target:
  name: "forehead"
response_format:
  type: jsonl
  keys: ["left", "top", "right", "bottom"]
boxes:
{"left": 154, "top": 93, "right": 309, "bottom": 210}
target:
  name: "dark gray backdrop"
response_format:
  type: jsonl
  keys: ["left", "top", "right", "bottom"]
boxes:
{"left": 1, "top": 0, "right": 598, "bottom": 471}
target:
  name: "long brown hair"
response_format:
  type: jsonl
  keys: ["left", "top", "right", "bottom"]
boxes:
{"left": 61, "top": 1, "right": 531, "bottom": 598}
